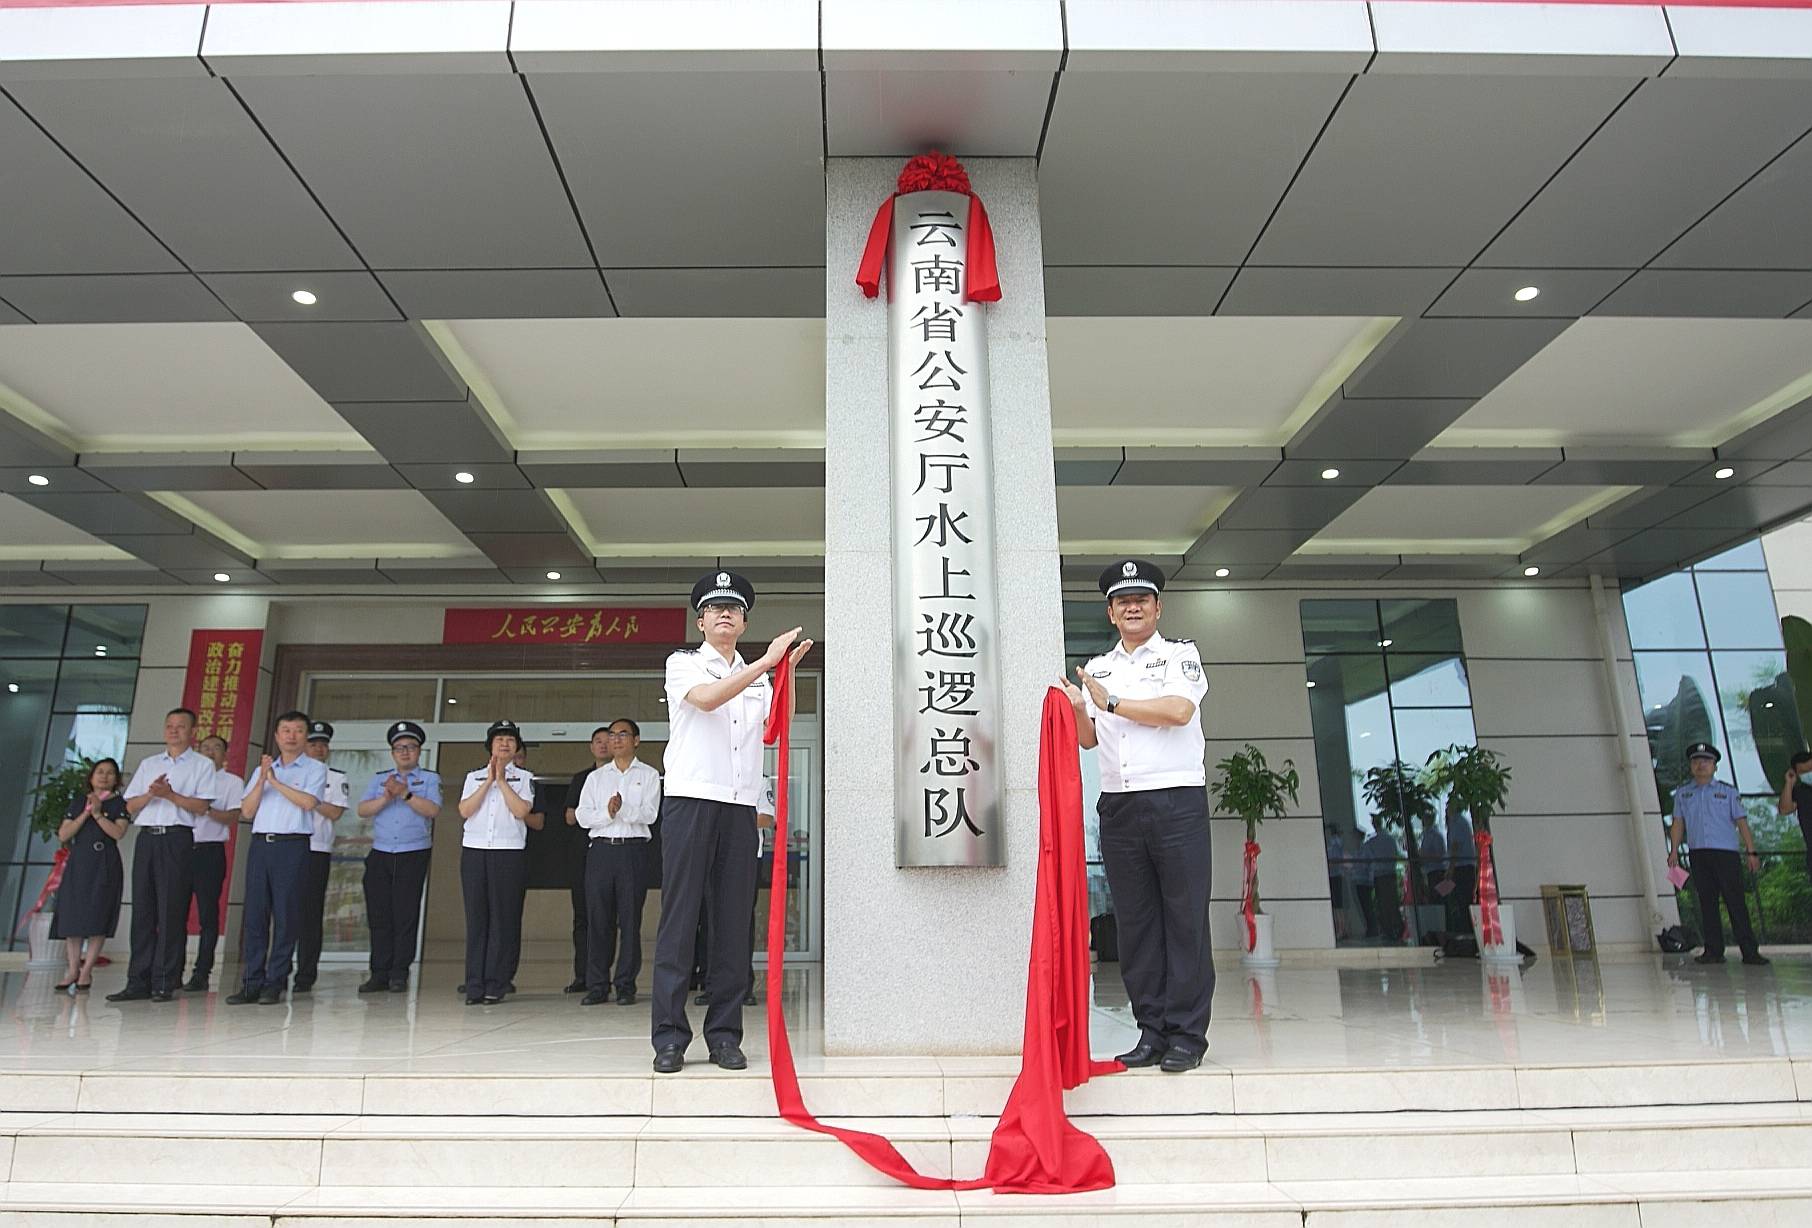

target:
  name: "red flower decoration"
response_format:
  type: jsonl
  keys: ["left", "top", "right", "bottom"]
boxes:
{"left": 896, "top": 150, "right": 973, "bottom": 196}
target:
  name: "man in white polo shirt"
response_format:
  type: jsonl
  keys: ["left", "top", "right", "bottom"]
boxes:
{"left": 574, "top": 717, "right": 661, "bottom": 1007}
{"left": 110, "top": 707, "right": 216, "bottom": 1003}
{"left": 293, "top": 720, "right": 349, "bottom": 994}
{"left": 230, "top": 710, "right": 328, "bottom": 1006}
{"left": 650, "top": 570, "right": 810, "bottom": 1074}
{"left": 183, "top": 734, "right": 243, "bottom": 993}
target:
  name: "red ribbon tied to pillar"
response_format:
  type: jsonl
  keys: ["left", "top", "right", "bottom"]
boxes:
{"left": 856, "top": 151, "right": 1002, "bottom": 303}
{"left": 1240, "top": 840, "right": 1260, "bottom": 951}
{"left": 1475, "top": 830, "right": 1503, "bottom": 947}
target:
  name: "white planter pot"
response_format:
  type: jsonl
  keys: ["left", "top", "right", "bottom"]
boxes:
{"left": 1240, "top": 912, "right": 1280, "bottom": 969}
{"left": 1470, "top": 903, "right": 1521, "bottom": 965}
{"left": 25, "top": 910, "right": 63, "bottom": 969}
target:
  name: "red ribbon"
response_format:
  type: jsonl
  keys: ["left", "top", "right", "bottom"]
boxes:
{"left": 1475, "top": 830, "right": 1503, "bottom": 947}
{"left": 761, "top": 664, "right": 1119, "bottom": 1193}
{"left": 855, "top": 154, "right": 1002, "bottom": 304}
{"left": 17, "top": 847, "right": 69, "bottom": 936}
{"left": 1240, "top": 840, "right": 1260, "bottom": 951}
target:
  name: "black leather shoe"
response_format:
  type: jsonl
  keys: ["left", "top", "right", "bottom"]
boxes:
{"left": 182, "top": 975, "right": 209, "bottom": 993}
{"left": 653, "top": 1045, "right": 685, "bottom": 1074}
{"left": 505, "top": 981, "right": 517, "bottom": 995}
{"left": 291, "top": 983, "right": 312, "bottom": 995}
{"left": 581, "top": 990, "right": 609, "bottom": 1005}
{"left": 225, "top": 987, "right": 261, "bottom": 1005}
{"left": 106, "top": 987, "right": 151, "bottom": 1003}
{"left": 1115, "top": 1042, "right": 1166, "bottom": 1068}
{"left": 1743, "top": 953, "right": 1773, "bottom": 966}
{"left": 743, "top": 990, "right": 757, "bottom": 1007}
{"left": 387, "top": 981, "right": 408, "bottom": 993}
{"left": 257, "top": 987, "right": 284, "bottom": 1005}
{"left": 1694, "top": 952, "right": 1727, "bottom": 964}
{"left": 709, "top": 1044, "right": 748, "bottom": 1071}
{"left": 149, "top": 989, "right": 174, "bottom": 1003}
{"left": 482, "top": 995, "right": 503, "bottom": 1005}
{"left": 617, "top": 990, "right": 637, "bottom": 1006}
{"left": 694, "top": 991, "right": 710, "bottom": 1005}
{"left": 358, "top": 977, "right": 388, "bottom": 994}
{"left": 465, "top": 994, "right": 484, "bottom": 1006}
{"left": 1159, "top": 1049, "right": 1204, "bottom": 1074}
{"left": 564, "top": 979, "right": 587, "bottom": 994}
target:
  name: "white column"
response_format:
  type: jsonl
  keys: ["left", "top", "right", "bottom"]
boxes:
{"left": 822, "top": 159, "right": 1064, "bottom": 1054}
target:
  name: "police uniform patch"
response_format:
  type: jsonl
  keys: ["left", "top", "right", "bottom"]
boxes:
{"left": 1181, "top": 660, "right": 1202, "bottom": 682}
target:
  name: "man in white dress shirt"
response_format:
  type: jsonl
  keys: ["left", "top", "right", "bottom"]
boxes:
{"left": 651, "top": 571, "right": 810, "bottom": 1073}
{"left": 110, "top": 707, "right": 217, "bottom": 1003}
{"left": 293, "top": 720, "right": 349, "bottom": 993}
{"left": 575, "top": 718, "right": 661, "bottom": 1007}
{"left": 457, "top": 719, "right": 540, "bottom": 1005}
{"left": 1061, "top": 558, "right": 1212, "bottom": 1073}
{"left": 230, "top": 710, "right": 328, "bottom": 1005}
{"left": 183, "top": 734, "right": 243, "bottom": 993}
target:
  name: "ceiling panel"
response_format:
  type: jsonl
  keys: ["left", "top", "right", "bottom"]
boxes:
{"left": 604, "top": 268, "right": 822, "bottom": 318}
{"left": 0, "top": 93, "right": 179, "bottom": 275}
{"left": 1039, "top": 71, "right": 1349, "bottom": 265}
{"left": 6, "top": 76, "right": 362, "bottom": 273}
{"left": 1586, "top": 484, "right": 1720, "bottom": 530}
{"left": 462, "top": 531, "right": 592, "bottom": 567}
{"left": 1481, "top": 78, "right": 1812, "bottom": 268}
{"left": 1183, "top": 526, "right": 1319, "bottom": 566}
{"left": 1054, "top": 485, "right": 1239, "bottom": 553}
{"left": 559, "top": 486, "right": 823, "bottom": 553}
{"left": 1216, "top": 485, "right": 1366, "bottom": 531}
{"left": 253, "top": 321, "right": 467, "bottom": 405}
{"left": 1309, "top": 484, "right": 1635, "bottom": 552}
{"left": 167, "top": 488, "right": 480, "bottom": 560}
{"left": 0, "top": 274, "right": 230, "bottom": 323}
{"left": 202, "top": 271, "right": 400, "bottom": 323}
{"left": 80, "top": 454, "right": 257, "bottom": 492}
{"left": 530, "top": 71, "right": 824, "bottom": 268}
{"left": 1654, "top": 132, "right": 1812, "bottom": 270}
{"left": 1343, "top": 318, "right": 1568, "bottom": 400}
{"left": 0, "top": 492, "right": 124, "bottom": 558}
{"left": 394, "top": 462, "right": 527, "bottom": 491}
{"left": 1044, "top": 267, "right": 1235, "bottom": 317}
{"left": 1591, "top": 270, "right": 1812, "bottom": 319}
{"left": 1426, "top": 268, "right": 1629, "bottom": 318}
{"left": 1388, "top": 449, "right": 1563, "bottom": 485}
{"left": 378, "top": 269, "right": 615, "bottom": 320}
{"left": 232, "top": 452, "right": 407, "bottom": 491}
{"left": 1657, "top": 484, "right": 1812, "bottom": 532}
{"left": 0, "top": 300, "right": 27, "bottom": 325}
{"left": 1436, "top": 319, "right": 1812, "bottom": 447}
{"left": 1250, "top": 74, "right": 1635, "bottom": 266}
{"left": 1217, "top": 266, "right": 1457, "bottom": 317}
{"left": 231, "top": 73, "right": 590, "bottom": 269}
{"left": 1288, "top": 396, "right": 1475, "bottom": 461}
{"left": 421, "top": 488, "right": 565, "bottom": 533}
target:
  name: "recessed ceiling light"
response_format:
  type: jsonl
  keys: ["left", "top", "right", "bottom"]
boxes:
{"left": 454, "top": 471, "right": 475, "bottom": 484}
{"left": 1214, "top": 567, "right": 1230, "bottom": 578}
{"left": 1514, "top": 286, "right": 1540, "bottom": 302}
{"left": 446, "top": 697, "right": 458, "bottom": 705}
{"left": 1714, "top": 466, "right": 1735, "bottom": 480}
{"left": 1523, "top": 565, "right": 1540, "bottom": 577}
{"left": 26, "top": 474, "right": 49, "bottom": 487}
{"left": 1306, "top": 680, "right": 1317, "bottom": 689}
{"left": 94, "top": 646, "right": 107, "bottom": 656}
{"left": 213, "top": 572, "right": 231, "bottom": 583}
{"left": 1360, "top": 731, "right": 1372, "bottom": 738}
{"left": 291, "top": 289, "right": 317, "bottom": 306}
{"left": 5, "top": 684, "right": 17, "bottom": 694}
{"left": 1765, "top": 701, "right": 1776, "bottom": 709}
{"left": 546, "top": 570, "right": 563, "bottom": 581}
{"left": 1379, "top": 638, "right": 1393, "bottom": 647}
{"left": 1320, "top": 467, "right": 1341, "bottom": 480}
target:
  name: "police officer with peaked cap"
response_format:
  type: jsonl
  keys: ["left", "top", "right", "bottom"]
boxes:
{"left": 355, "top": 720, "right": 442, "bottom": 993}
{"left": 293, "top": 720, "right": 349, "bottom": 993}
{"left": 650, "top": 570, "right": 811, "bottom": 1073}
{"left": 1060, "top": 558, "right": 1213, "bottom": 1072}
{"left": 456, "top": 719, "right": 542, "bottom": 1004}
{"left": 1668, "top": 741, "right": 1770, "bottom": 966}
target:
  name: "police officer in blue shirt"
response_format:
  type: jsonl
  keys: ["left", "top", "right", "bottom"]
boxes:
{"left": 230, "top": 710, "right": 329, "bottom": 1004}
{"left": 355, "top": 720, "right": 442, "bottom": 993}
{"left": 1667, "top": 742, "right": 1770, "bottom": 967}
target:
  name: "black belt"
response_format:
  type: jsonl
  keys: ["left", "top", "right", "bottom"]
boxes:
{"left": 141, "top": 826, "right": 190, "bottom": 835}
{"left": 590, "top": 836, "right": 649, "bottom": 845}
{"left": 254, "top": 832, "right": 309, "bottom": 843}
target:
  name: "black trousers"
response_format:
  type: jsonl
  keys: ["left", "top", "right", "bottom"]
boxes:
{"left": 651, "top": 797, "right": 757, "bottom": 1052}
{"left": 1691, "top": 848, "right": 1760, "bottom": 958}
{"left": 187, "top": 840, "right": 227, "bottom": 979}
{"left": 585, "top": 839, "right": 646, "bottom": 994}
{"left": 570, "top": 883, "right": 588, "bottom": 982}
{"left": 293, "top": 849, "right": 331, "bottom": 986}
{"left": 240, "top": 835, "right": 308, "bottom": 990}
{"left": 1098, "top": 786, "right": 1214, "bottom": 1057}
{"left": 461, "top": 846, "right": 526, "bottom": 999}
{"left": 1447, "top": 865, "right": 1478, "bottom": 934}
{"left": 364, "top": 848, "right": 431, "bottom": 985}
{"left": 126, "top": 825, "right": 194, "bottom": 993}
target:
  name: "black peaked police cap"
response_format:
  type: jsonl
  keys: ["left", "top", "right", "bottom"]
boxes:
{"left": 1098, "top": 558, "right": 1165, "bottom": 598}
{"left": 692, "top": 569, "right": 755, "bottom": 612}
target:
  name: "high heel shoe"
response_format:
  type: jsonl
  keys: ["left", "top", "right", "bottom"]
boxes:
{"left": 74, "top": 981, "right": 92, "bottom": 993}
{"left": 54, "top": 979, "right": 78, "bottom": 991}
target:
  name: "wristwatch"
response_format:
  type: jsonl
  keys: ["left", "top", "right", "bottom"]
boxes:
{"left": 403, "top": 790, "right": 413, "bottom": 802}
{"left": 1106, "top": 694, "right": 1121, "bottom": 714}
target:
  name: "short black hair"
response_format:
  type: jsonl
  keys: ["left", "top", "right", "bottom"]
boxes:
{"left": 610, "top": 717, "right": 641, "bottom": 738}
{"left": 591, "top": 726, "right": 613, "bottom": 739}
{"left": 166, "top": 707, "right": 198, "bottom": 725}
{"left": 1792, "top": 750, "right": 1812, "bottom": 771}
{"left": 273, "top": 709, "right": 309, "bottom": 727}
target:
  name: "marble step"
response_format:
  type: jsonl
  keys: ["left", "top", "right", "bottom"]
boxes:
{"left": 5, "top": 1053, "right": 1806, "bottom": 1118}
{"left": 5, "top": 1104, "right": 1812, "bottom": 1190}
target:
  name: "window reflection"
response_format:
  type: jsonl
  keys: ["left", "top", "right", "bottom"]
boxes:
{"left": 1623, "top": 573, "right": 1707, "bottom": 650}
{"left": 1696, "top": 571, "right": 1786, "bottom": 650}
{"left": 1712, "top": 650, "right": 1796, "bottom": 794}
{"left": 1631, "top": 651, "right": 1723, "bottom": 813}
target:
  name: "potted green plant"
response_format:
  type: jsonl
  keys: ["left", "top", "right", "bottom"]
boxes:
{"left": 1359, "top": 761, "right": 1435, "bottom": 945}
{"left": 1212, "top": 744, "right": 1299, "bottom": 967}
{"left": 22, "top": 758, "right": 94, "bottom": 968}
{"left": 1424, "top": 743, "right": 1516, "bottom": 962}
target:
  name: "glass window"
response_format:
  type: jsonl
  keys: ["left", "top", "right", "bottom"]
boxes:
{"left": 64, "top": 605, "right": 146, "bottom": 658}
{"left": 1380, "top": 599, "right": 1464, "bottom": 654}
{"left": 1392, "top": 707, "right": 1480, "bottom": 771}
{"left": 1623, "top": 573, "right": 1707, "bottom": 650}
{"left": 1712, "top": 650, "right": 1795, "bottom": 795}
{"left": 0, "top": 605, "right": 70, "bottom": 658}
{"left": 0, "top": 675, "right": 54, "bottom": 864}
{"left": 1695, "top": 539, "right": 1766, "bottom": 571}
{"left": 1695, "top": 571, "right": 1784, "bottom": 650}
{"left": 1301, "top": 600, "right": 1384, "bottom": 656}
{"left": 1386, "top": 654, "right": 1472, "bottom": 708}
{"left": 306, "top": 676, "right": 439, "bottom": 723}
{"left": 1631, "top": 651, "right": 1724, "bottom": 809}
{"left": 51, "top": 658, "right": 138, "bottom": 713}
{"left": 439, "top": 675, "right": 669, "bottom": 723}
{"left": 45, "top": 711, "right": 128, "bottom": 771}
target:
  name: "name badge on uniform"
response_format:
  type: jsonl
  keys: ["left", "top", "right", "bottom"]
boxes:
{"left": 1090, "top": 668, "right": 1111, "bottom": 679}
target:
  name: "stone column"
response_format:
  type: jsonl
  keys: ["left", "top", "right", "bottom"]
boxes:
{"left": 822, "top": 159, "right": 1065, "bottom": 1055}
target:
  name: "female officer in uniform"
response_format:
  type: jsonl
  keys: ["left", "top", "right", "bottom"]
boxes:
{"left": 457, "top": 720, "right": 540, "bottom": 1004}
{"left": 52, "top": 757, "right": 129, "bottom": 992}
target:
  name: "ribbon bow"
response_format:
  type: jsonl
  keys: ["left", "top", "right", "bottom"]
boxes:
{"left": 855, "top": 151, "right": 1001, "bottom": 304}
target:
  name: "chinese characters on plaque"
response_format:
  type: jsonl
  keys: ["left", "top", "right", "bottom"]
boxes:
{"left": 888, "top": 190, "right": 1003, "bottom": 867}
{"left": 440, "top": 607, "right": 686, "bottom": 646}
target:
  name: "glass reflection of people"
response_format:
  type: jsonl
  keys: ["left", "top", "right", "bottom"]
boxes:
{"left": 52, "top": 758, "right": 129, "bottom": 993}
{"left": 1326, "top": 826, "right": 1348, "bottom": 940}
{"left": 1419, "top": 816, "right": 1448, "bottom": 943}
{"left": 1446, "top": 801, "right": 1478, "bottom": 937}
{"left": 1359, "top": 822, "right": 1402, "bottom": 942}
{"left": 1776, "top": 750, "right": 1812, "bottom": 884}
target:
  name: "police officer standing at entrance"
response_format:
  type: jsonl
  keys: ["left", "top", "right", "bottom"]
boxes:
{"left": 575, "top": 718, "right": 661, "bottom": 1006}
{"left": 651, "top": 571, "right": 810, "bottom": 1073}
{"left": 458, "top": 720, "right": 540, "bottom": 1005}
{"left": 1668, "top": 742, "right": 1770, "bottom": 966}
{"left": 1061, "top": 559, "right": 1212, "bottom": 1073}
{"left": 294, "top": 721, "right": 349, "bottom": 993}
{"left": 356, "top": 721, "right": 440, "bottom": 993}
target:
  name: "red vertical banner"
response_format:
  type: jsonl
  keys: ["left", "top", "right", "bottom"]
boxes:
{"left": 180, "top": 629, "right": 264, "bottom": 937}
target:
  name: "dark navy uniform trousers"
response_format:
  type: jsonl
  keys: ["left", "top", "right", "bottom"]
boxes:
{"left": 186, "top": 841, "right": 227, "bottom": 981}
{"left": 126, "top": 824, "right": 194, "bottom": 994}
{"left": 363, "top": 848, "right": 431, "bottom": 987}
{"left": 585, "top": 837, "right": 647, "bottom": 994}
{"left": 239, "top": 834, "right": 309, "bottom": 991}
{"left": 651, "top": 797, "right": 757, "bottom": 1053}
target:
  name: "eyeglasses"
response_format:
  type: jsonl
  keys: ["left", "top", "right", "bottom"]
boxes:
{"left": 606, "top": 729, "right": 635, "bottom": 738}
{"left": 700, "top": 601, "right": 745, "bottom": 615}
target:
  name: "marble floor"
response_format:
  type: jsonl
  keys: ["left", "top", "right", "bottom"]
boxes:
{"left": 2, "top": 949, "right": 1809, "bottom": 1078}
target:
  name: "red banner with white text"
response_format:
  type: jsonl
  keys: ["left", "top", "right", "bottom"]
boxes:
{"left": 180, "top": 629, "right": 263, "bottom": 939}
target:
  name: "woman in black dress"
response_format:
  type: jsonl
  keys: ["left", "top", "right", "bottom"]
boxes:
{"left": 52, "top": 758, "right": 128, "bottom": 992}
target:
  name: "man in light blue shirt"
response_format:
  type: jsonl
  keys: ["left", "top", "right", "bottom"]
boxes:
{"left": 229, "top": 710, "right": 328, "bottom": 1005}
{"left": 1668, "top": 741, "right": 1768, "bottom": 967}
{"left": 356, "top": 720, "right": 442, "bottom": 993}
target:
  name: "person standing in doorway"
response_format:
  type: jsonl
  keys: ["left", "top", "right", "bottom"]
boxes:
{"left": 293, "top": 720, "right": 349, "bottom": 993}
{"left": 230, "top": 711, "right": 328, "bottom": 1005}
{"left": 562, "top": 726, "right": 613, "bottom": 995}
{"left": 1670, "top": 741, "right": 1769, "bottom": 966}
{"left": 1445, "top": 800, "right": 1478, "bottom": 937}
{"left": 1325, "top": 825, "right": 1349, "bottom": 941}
{"left": 357, "top": 721, "right": 440, "bottom": 994}
{"left": 1060, "top": 558, "right": 1212, "bottom": 1074}
{"left": 109, "top": 708, "right": 215, "bottom": 1003}
{"left": 184, "top": 734, "right": 243, "bottom": 992}
{"left": 575, "top": 718, "right": 661, "bottom": 1006}
{"left": 1359, "top": 822, "right": 1403, "bottom": 943}
{"left": 1776, "top": 750, "right": 1812, "bottom": 884}
{"left": 458, "top": 720, "right": 540, "bottom": 1004}
{"left": 651, "top": 571, "right": 810, "bottom": 1073}
{"left": 52, "top": 757, "right": 128, "bottom": 993}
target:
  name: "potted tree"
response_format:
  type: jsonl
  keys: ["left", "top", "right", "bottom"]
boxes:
{"left": 1212, "top": 744, "right": 1299, "bottom": 968}
{"left": 23, "top": 758, "right": 93, "bottom": 968}
{"left": 1424, "top": 743, "right": 1516, "bottom": 962}
{"left": 1360, "top": 762, "right": 1434, "bottom": 945}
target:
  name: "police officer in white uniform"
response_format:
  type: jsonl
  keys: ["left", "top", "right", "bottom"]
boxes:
{"left": 294, "top": 720, "right": 349, "bottom": 993}
{"left": 457, "top": 719, "right": 541, "bottom": 1005}
{"left": 651, "top": 571, "right": 810, "bottom": 1073}
{"left": 574, "top": 718, "right": 661, "bottom": 1006}
{"left": 110, "top": 707, "right": 217, "bottom": 1003}
{"left": 185, "top": 734, "right": 243, "bottom": 993}
{"left": 1061, "top": 559, "right": 1213, "bottom": 1073}
{"left": 1668, "top": 741, "right": 1770, "bottom": 966}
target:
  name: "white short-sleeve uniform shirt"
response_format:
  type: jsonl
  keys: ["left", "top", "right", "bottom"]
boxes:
{"left": 1082, "top": 632, "right": 1209, "bottom": 793}
{"left": 663, "top": 645, "right": 772, "bottom": 807}
{"left": 459, "top": 765, "right": 537, "bottom": 850}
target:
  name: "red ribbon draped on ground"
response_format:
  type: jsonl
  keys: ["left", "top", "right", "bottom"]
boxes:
{"left": 1475, "top": 830, "right": 1503, "bottom": 946}
{"left": 761, "top": 662, "right": 1120, "bottom": 1193}
{"left": 17, "top": 847, "right": 68, "bottom": 937}
{"left": 855, "top": 151, "right": 1001, "bottom": 304}
{"left": 1240, "top": 840, "right": 1260, "bottom": 951}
